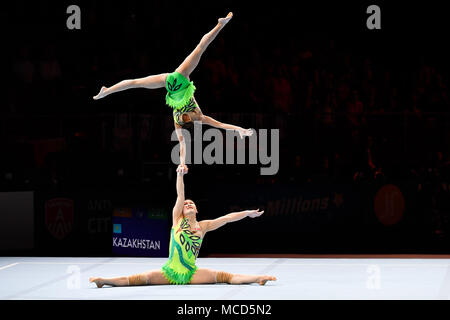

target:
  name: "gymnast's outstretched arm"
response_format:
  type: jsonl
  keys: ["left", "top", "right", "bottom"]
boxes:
{"left": 200, "top": 209, "right": 264, "bottom": 233}
{"left": 174, "top": 123, "right": 188, "bottom": 173}
{"left": 93, "top": 73, "right": 169, "bottom": 100}
{"left": 172, "top": 164, "right": 187, "bottom": 225}
{"left": 200, "top": 115, "right": 254, "bottom": 139}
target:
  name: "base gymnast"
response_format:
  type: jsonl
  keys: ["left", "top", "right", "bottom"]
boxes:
{"left": 93, "top": 12, "right": 253, "bottom": 172}
{"left": 89, "top": 165, "right": 276, "bottom": 287}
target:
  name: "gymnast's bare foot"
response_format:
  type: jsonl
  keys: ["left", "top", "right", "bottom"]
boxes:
{"left": 93, "top": 86, "right": 107, "bottom": 100}
{"left": 89, "top": 277, "right": 105, "bottom": 288}
{"left": 258, "top": 275, "right": 277, "bottom": 285}
{"left": 218, "top": 12, "right": 233, "bottom": 26}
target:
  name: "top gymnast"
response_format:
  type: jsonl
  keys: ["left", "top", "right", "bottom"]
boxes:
{"left": 93, "top": 12, "right": 253, "bottom": 172}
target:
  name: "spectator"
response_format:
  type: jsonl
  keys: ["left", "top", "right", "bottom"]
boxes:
{"left": 11, "top": 45, "right": 36, "bottom": 111}
{"left": 271, "top": 65, "right": 293, "bottom": 113}
{"left": 347, "top": 89, "right": 364, "bottom": 127}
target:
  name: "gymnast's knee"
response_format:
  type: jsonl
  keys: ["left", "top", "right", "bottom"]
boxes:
{"left": 216, "top": 271, "right": 233, "bottom": 284}
{"left": 127, "top": 273, "right": 150, "bottom": 286}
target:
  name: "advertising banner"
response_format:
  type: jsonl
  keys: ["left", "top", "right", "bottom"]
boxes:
{"left": 112, "top": 206, "right": 169, "bottom": 257}
{"left": 205, "top": 182, "right": 362, "bottom": 233}
{"left": 34, "top": 188, "right": 170, "bottom": 256}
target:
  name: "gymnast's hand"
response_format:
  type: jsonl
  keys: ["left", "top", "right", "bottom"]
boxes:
{"left": 238, "top": 128, "right": 254, "bottom": 139}
{"left": 176, "top": 164, "right": 188, "bottom": 175}
{"left": 246, "top": 209, "right": 264, "bottom": 218}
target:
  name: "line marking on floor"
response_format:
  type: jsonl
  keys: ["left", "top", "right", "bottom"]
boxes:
{"left": 14, "top": 262, "right": 450, "bottom": 268}
{"left": 0, "top": 263, "right": 19, "bottom": 271}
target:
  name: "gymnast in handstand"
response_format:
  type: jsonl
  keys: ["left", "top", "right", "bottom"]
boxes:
{"left": 93, "top": 12, "right": 253, "bottom": 172}
{"left": 89, "top": 165, "right": 276, "bottom": 287}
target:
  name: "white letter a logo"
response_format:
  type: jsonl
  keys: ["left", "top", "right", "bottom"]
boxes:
{"left": 66, "top": 5, "right": 81, "bottom": 30}
{"left": 366, "top": 5, "right": 381, "bottom": 30}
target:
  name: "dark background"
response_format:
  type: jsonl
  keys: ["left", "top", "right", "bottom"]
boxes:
{"left": 1, "top": 0, "right": 449, "bottom": 256}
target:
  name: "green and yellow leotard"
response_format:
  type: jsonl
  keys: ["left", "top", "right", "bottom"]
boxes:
{"left": 161, "top": 217, "right": 203, "bottom": 284}
{"left": 165, "top": 71, "right": 199, "bottom": 126}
